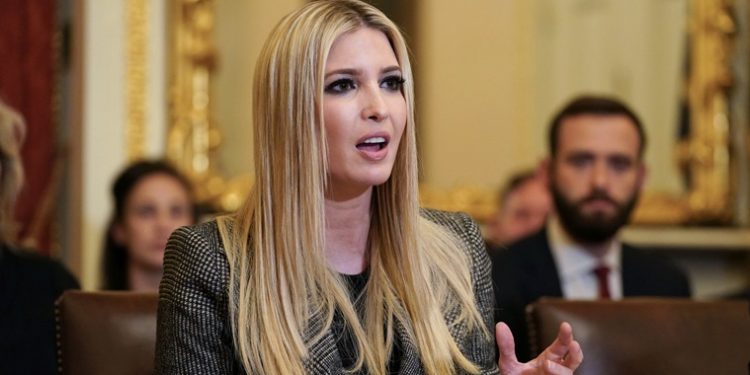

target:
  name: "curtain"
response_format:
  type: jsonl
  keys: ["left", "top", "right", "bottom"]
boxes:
{"left": 0, "top": 0, "right": 57, "bottom": 253}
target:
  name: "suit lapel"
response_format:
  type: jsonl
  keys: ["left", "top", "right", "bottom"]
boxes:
{"left": 621, "top": 245, "right": 641, "bottom": 297}
{"left": 303, "top": 310, "right": 343, "bottom": 375}
{"left": 394, "top": 317, "right": 422, "bottom": 374}
{"left": 524, "top": 229, "right": 564, "bottom": 300}
{"left": 303, "top": 313, "right": 425, "bottom": 375}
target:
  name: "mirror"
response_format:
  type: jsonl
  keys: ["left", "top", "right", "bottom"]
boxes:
{"left": 166, "top": 0, "right": 745, "bottom": 225}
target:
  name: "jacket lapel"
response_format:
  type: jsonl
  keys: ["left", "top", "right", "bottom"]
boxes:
{"left": 394, "top": 317, "right": 422, "bottom": 373}
{"left": 524, "top": 229, "right": 564, "bottom": 300}
{"left": 303, "top": 310, "right": 343, "bottom": 375}
{"left": 303, "top": 314, "right": 423, "bottom": 374}
{"left": 621, "top": 244, "right": 642, "bottom": 297}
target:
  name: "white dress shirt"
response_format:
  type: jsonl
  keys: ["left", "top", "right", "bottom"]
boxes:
{"left": 548, "top": 216, "right": 623, "bottom": 300}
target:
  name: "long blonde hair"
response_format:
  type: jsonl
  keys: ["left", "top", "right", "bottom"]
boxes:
{"left": 217, "top": 1, "right": 487, "bottom": 374}
{"left": 0, "top": 100, "right": 25, "bottom": 244}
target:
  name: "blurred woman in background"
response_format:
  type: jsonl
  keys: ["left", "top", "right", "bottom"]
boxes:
{"left": 101, "top": 160, "right": 195, "bottom": 291}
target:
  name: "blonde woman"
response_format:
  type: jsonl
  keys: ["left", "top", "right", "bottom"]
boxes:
{"left": 0, "top": 99, "right": 79, "bottom": 374}
{"left": 154, "top": 1, "right": 582, "bottom": 374}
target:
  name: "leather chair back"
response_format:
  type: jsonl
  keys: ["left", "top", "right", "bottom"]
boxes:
{"left": 56, "top": 291, "right": 158, "bottom": 375}
{"left": 526, "top": 298, "right": 750, "bottom": 375}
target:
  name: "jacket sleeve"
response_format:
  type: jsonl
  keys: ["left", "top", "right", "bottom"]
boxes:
{"left": 154, "top": 225, "right": 238, "bottom": 374}
{"left": 456, "top": 213, "right": 500, "bottom": 375}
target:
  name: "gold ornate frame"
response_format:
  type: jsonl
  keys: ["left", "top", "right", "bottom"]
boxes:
{"left": 680, "top": 0, "right": 736, "bottom": 223}
{"left": 165, "top": 0, "right": 738, "bottom": 224}
{"left": 166, "top": 0, "right": 251, "bottom": 212}
{"left": 125, "top": 0, "right": 148, "bottom": 161}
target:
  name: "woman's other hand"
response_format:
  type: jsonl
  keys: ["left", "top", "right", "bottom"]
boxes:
{"left": 496, "top": 321, "right": 583, "bottom": 374}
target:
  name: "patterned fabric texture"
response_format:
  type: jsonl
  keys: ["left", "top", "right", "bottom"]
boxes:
{"left": 154, "top": 208, "right": 499, "bottom": 374}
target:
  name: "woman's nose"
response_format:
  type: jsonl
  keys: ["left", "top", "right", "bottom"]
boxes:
{"left": 361, "top": 86, "right": 388, "bottom": 122}
{"left": 156, "top": 212, "right": 174, "bottom": 231}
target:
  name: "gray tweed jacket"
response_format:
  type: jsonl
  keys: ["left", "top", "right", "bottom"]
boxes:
{"left": 154, "top": 209, "right": 499, "bottom": 374}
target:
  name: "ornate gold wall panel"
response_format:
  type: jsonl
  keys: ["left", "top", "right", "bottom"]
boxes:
{"left": 167, "top": 0, "right": 250, "bottom": 211}
{"left": 683, "top": 0, "right": 735, "bottom": 223}
{"left": 125, "top": 0, "right": 148, "bottom": 160}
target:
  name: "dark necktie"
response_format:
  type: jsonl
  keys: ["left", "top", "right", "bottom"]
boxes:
{"left": 592, "top": 264, "right": 611, "bottom": 299}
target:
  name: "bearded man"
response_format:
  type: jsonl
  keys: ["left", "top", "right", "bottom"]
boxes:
{"left": 491, "top": 96, "right": 691, "bottom": 362}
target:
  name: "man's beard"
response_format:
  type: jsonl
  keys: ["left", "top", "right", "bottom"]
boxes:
{"left": 551, "top": 184, "right": 639, "bottom": 244}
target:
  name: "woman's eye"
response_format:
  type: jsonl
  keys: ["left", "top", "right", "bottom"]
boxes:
{"left": 134, "top": 205, "right": 156, "bottom": 218}
{"left": 381, "top": 76, "right": 405, "bottom": 91}
{"left": 170, "top": 205, "right": 188, "bottom": 219}
{"left": 325, "top": 78, "right": 356, "bottom": 94}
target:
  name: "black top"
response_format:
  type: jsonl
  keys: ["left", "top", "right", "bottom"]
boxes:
{"left": 0, "top": 244, "right": 80, "bottom": 374}
{"left": 334, "top": 271, "right": 403, "bottom": 374}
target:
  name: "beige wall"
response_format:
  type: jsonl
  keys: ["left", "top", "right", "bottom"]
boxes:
{"left": 82, "top": 0, "right": 126, "bottom": 290}
{"left": 418, "top": 0, "right": 687, "bottom": 194}
{"left": 418, "top": 0, "right": 538, "bottom": 190}
{"left": 533, "top": 0, "right": 687, "bottom": 194}
{"left": 81, "top": 0, "right": 167, "bottom": 289}
{"left": 214, "top": 0, "right": 305, "bottom": 179}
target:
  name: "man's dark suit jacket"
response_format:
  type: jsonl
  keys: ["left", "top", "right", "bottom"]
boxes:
{"left": 490, "top": 228, "right": 691, "bottom": 362}
{"left": 0, "top": 244, "right": 79, "bottom": 374}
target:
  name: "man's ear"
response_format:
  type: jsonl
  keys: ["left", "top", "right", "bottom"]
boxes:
{"left": 537, "top": 157, "right": 551, "bottom": 186}
{"left": 636, "top": 162, "right": 648, "bottom": 189}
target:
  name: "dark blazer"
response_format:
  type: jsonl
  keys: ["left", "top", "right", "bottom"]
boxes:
{"left": 490, "top": 228, "right": 691, "bottom": 362}
{"left": 155, "top": 209, "right": 499, "bottom": 374}
{"left": 0, "top": 244, "right": 80, "bottom": 375}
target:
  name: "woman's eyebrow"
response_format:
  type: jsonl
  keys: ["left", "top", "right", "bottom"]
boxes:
{"left": 381, "top": 65, "right": 401, "bottom": 74}
{"left": 324, "top": 68, "right": 359, "bottom": 78}
{"left": 324, "top": 65, "right": 401, "bottom": 78}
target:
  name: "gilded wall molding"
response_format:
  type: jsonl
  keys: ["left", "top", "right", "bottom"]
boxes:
{"left": 682, "top": 0, "right": 736, "bottom": 223}
{"left": 125, "top": 0, "right": 148, "bottom": 160}
{"left": 167, "top": 0, "right": 245, "bottom": 210}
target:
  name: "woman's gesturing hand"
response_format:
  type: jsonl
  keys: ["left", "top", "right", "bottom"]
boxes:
{"left": 496, "top": 321, "right": 583, "bottom": 375}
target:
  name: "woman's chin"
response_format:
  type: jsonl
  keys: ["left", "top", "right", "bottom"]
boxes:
{"left": 360, "top": 167, "right": 396, "bottom": 187}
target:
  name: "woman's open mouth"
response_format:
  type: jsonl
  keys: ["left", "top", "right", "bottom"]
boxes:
{"left": 356, "top": 136, "right": 388, "bottom": 151}
{"left": 356, "top": 136, "right": 390, "bottom": 161}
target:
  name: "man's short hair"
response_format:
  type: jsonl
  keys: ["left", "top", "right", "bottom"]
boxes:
{"left": 548, "top": 95, "right": 647, "bottom": 157}
{"left": 498, "top": 170, "right": 537, "bottom": 206}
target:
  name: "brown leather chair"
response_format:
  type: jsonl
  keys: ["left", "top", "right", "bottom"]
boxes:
{"left": 56, "top": 291, "right": 158, "bottom": 375}
{"left": 526, "top": 298, "right": 750, "bottom": 375}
